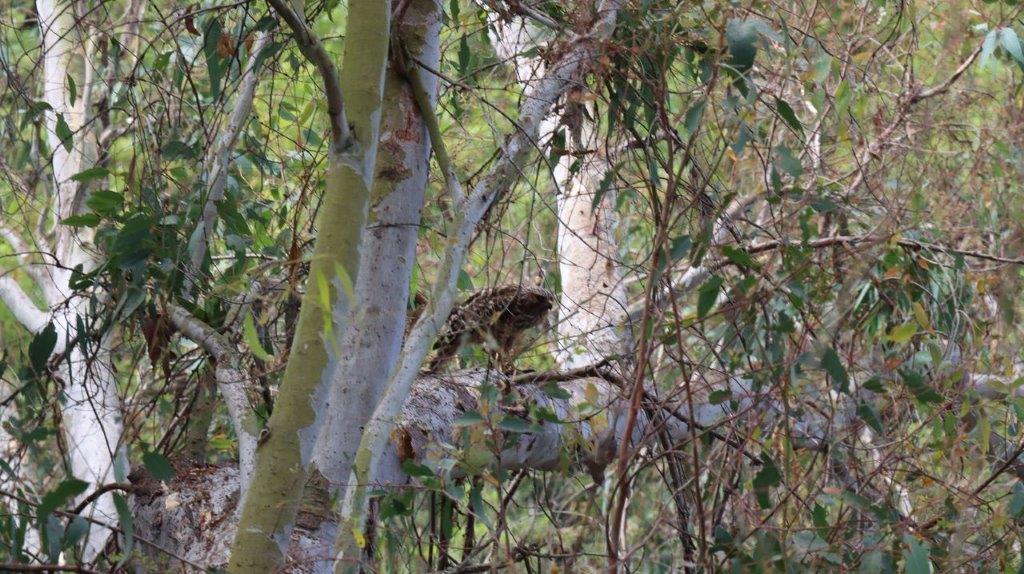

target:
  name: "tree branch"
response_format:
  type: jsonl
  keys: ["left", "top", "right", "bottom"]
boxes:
{"left": 0, "top": 275, "right": 48, "bottom": 333}
{"left": 187, "top": 31, "right": 273, "bottom": 288}
{"left": 265, "top": 0, "right": 349, "bottom": 150}
{"left": 166, "top": 304, "right": 258, "bottom": 492}
{"left": 339, "top": 0, "right": 627, "bottom": 557}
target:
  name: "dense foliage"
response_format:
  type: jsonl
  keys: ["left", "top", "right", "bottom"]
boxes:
{"left": 2, "top": 0, "right": 1024, "bottom": 571}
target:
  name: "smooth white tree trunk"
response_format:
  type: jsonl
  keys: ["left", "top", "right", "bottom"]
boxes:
{"left": 35, "top": 0, "right": 124, "bottom": 560}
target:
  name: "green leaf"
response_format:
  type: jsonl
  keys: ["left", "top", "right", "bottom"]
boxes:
{"left": 856, "top": 400, "right": 883, "bottom": 433}
{"left": 142, "top": 451, "right": 175, "bottom": 482}
{"left": 401, "top": 459, "right": 435, "bottom": 478}
{"left": 774, "top": 97, "right": 803, "bottom": 135}
{"left": 66, "top": 73, "right": 77, "bottom": 105}
{"left": 980, "top": 29, "right": 999, "bottom": 69}
{"left": 498, "top": 416, "right": 534, "bottom": 433}
{"left": 821, "top": 347, "right": 850, "bottom": 393}
{"left": 458, "top": 34, "right": 471, "bottom": 75}
{"left": 902, "top": 535, "right": 931, "bottom": 574}
{"left": 203, "top": 19, "right": 225, "bottom": 98}
{"left": 1009, "top": 483, "right": 1024, "bottom": 517}
{"left": 697, "top": 275, "right": 724, "bottom": 318}
{"left": 670, "top": 235, "right": 692, "bottom": 262}
{"left": 161, "top": 140, "right": 195, "bottom": 160}
{"left": 55, "top": 113, "right": 73, "bottom": 152}
{"left": 726, "top": 19, "right": 758, "bottom": 74}
{"left": 1000, "top": 27, "right": 1024, "bottom": 67}
{"left": 591, "top": 168, "right": 615, "bottom": 209}
{"left": 709, "top": 389, "right": 732, "bottom": 404}
{"left": 113, "top": 492, "right": 134, "bottom": 562}
{"left": 61, "top": 213, "right": 101, "bottom": 227}
{"left": 63, "top": 516, "right": 89, "bottom": 550}
{"left": 753, "top": 456, "right": 781, "bottom": 508}
{"left": 243, "top": 312, "right": 273, "bottom": 361}
{"left": 774, "top": 146, "right": 803, "bottom": 178}
{"left": 900, "top": 369, "right": 943, "bottom": 404}
{"left": 28, "top": 322, "right": 57, "bottom": 374}
{"left": 71, "top": 167, "right": 110, "bottom": 183}
{"left": 888, "top": 321, "right": 918, "bottom": 344}
{"left": 453, "top": 410, "right": 484, "bottom": 427}
{"left": 684, "top": 99, "right": 705, "bottom": 135}
{"left": 85, "top": 190, "right": 123, "bottom": 216}
{"left": 722, "top": 245, "right": 758, "bottom": 269}
{"left": 37, "top": 479, "right": 89, "bottom": 521}
{"left": 541, "top": 382, "right": 571, "bottom": 400}
{"left": 112, "top": 214, "right": 153, "bottom": 267}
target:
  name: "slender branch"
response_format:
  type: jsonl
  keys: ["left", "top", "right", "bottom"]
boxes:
{"left": 0, "top": 226, "right": 54, "bottom": 296}
{"left": 70, "top": 482, "right": 135, "bottom": 515}
{"left": 0, "top": 275, "right": 48, "bottom": 333}
{"left": 0, "top": 564, "right": 100, "bottom": 574}
{"left": 402, "top": 47, "right": 464, "bottom": 209}
{"left": 265, "top": 0, "right": 349, "bottom": 150}
{"left": 187, "top": 32, "right": 273, "bottom": 287}
{"left": 166, "top": 304, "right": 258, "bottom": 491}
{"left": 745, "top": 234, "right": 1024, "bottom": 265}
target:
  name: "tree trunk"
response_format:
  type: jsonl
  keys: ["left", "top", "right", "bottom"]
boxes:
{"left": 228, "top": 0, "right": 392, "bottom": 570}
{"left": 36, "top": 0, "right": 124, "bottom": 560}
{"left": 309, "top": 0, "right": 442, "bottom": 528}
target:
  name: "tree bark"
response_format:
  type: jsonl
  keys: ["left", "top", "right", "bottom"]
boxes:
{"left": 334, "top": 1, "right": 627, "bottom": 567}
{"left": 35, "top": 0, "right": 124, "bottom": 560}
{"left": 228, "top": 0, "right": 392, "bottom": 570}
{"left": 310, "top": 0, "right": 442, "bottom": 514}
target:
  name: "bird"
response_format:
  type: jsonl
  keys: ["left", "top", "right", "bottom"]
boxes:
{"left": 428, "top": 285, "right": 555, "bottom": 372}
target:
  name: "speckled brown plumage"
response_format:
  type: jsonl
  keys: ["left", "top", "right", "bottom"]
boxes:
{"left": 428, "top": 285, "right": 555, "bottom": 372}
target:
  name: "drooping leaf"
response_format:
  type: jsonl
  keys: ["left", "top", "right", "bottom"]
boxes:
{"left": 37, "top": 479, "right": 89, "bottom": 521}
{"left": 1009, "top": 483, "right": 1024, "bottom": 518}
{"left": 856, "top": 400, "right": 883, "bottom": 433}
{"left": 980, "top": 29, "right": 999, "bottom": 69}
{"left": 900, "top": 369, "right": 943, "bottom": 404}
{"left": 1000, "top": 27, "right": 1024, "bottom": 68}
{"left": 684, "top": 99, "right": 705, "bottom": 135}
{"left": 243, "top": 312, "right": 273, "bottom": 361}
{"left": 28, "top": 322, "right": 57, "bottom": 374}
{"left": 774, "top": 97, "right": 803, "bottom": 135}
{"left": 497, "top": 416, "right": 534, "bottom": 433}
{"left": 203, "top": 19, "right": 225, "bottom": 98}
{"left": 66, "top": 73, "right": 77, "bottom": 105}
{"left": 888, "top": 321, "right": 918, "bottom": 344}
{"left": 454, "top": 410, "right": 484, "bottom": 427}
{"left": 61, "top": 213, "right": 101, "bottom": 227}
{"left": 55, "top": 113, "right": 73, "bottom": 152}
{"left": 726, "top": 19, "right": 758, "bottom": 74}
{"left": 774, "top": 146, "right": 804, "bottom": 178}
{"left": 142, "top": 450, "right": 175, "bottom": 482}
{"left": 697, "top": 275, "right": 724, "bottom": 318}
{"left": 161, "top": 140, "right": 196, "bottom": 160}
{"left": 753, "top": 456, "right": 781, "bottom": 508}
{"left": 670, "top": 235, "right": 692, "bottom": 262}
{"left": 113, "top": 492, "right": 134, "bottom": 562}
{"left": 821, "top": 347, "right": 850, "bottom": 393}
{"left": 85, "top": 190, "right": 124, "bottom": 216}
